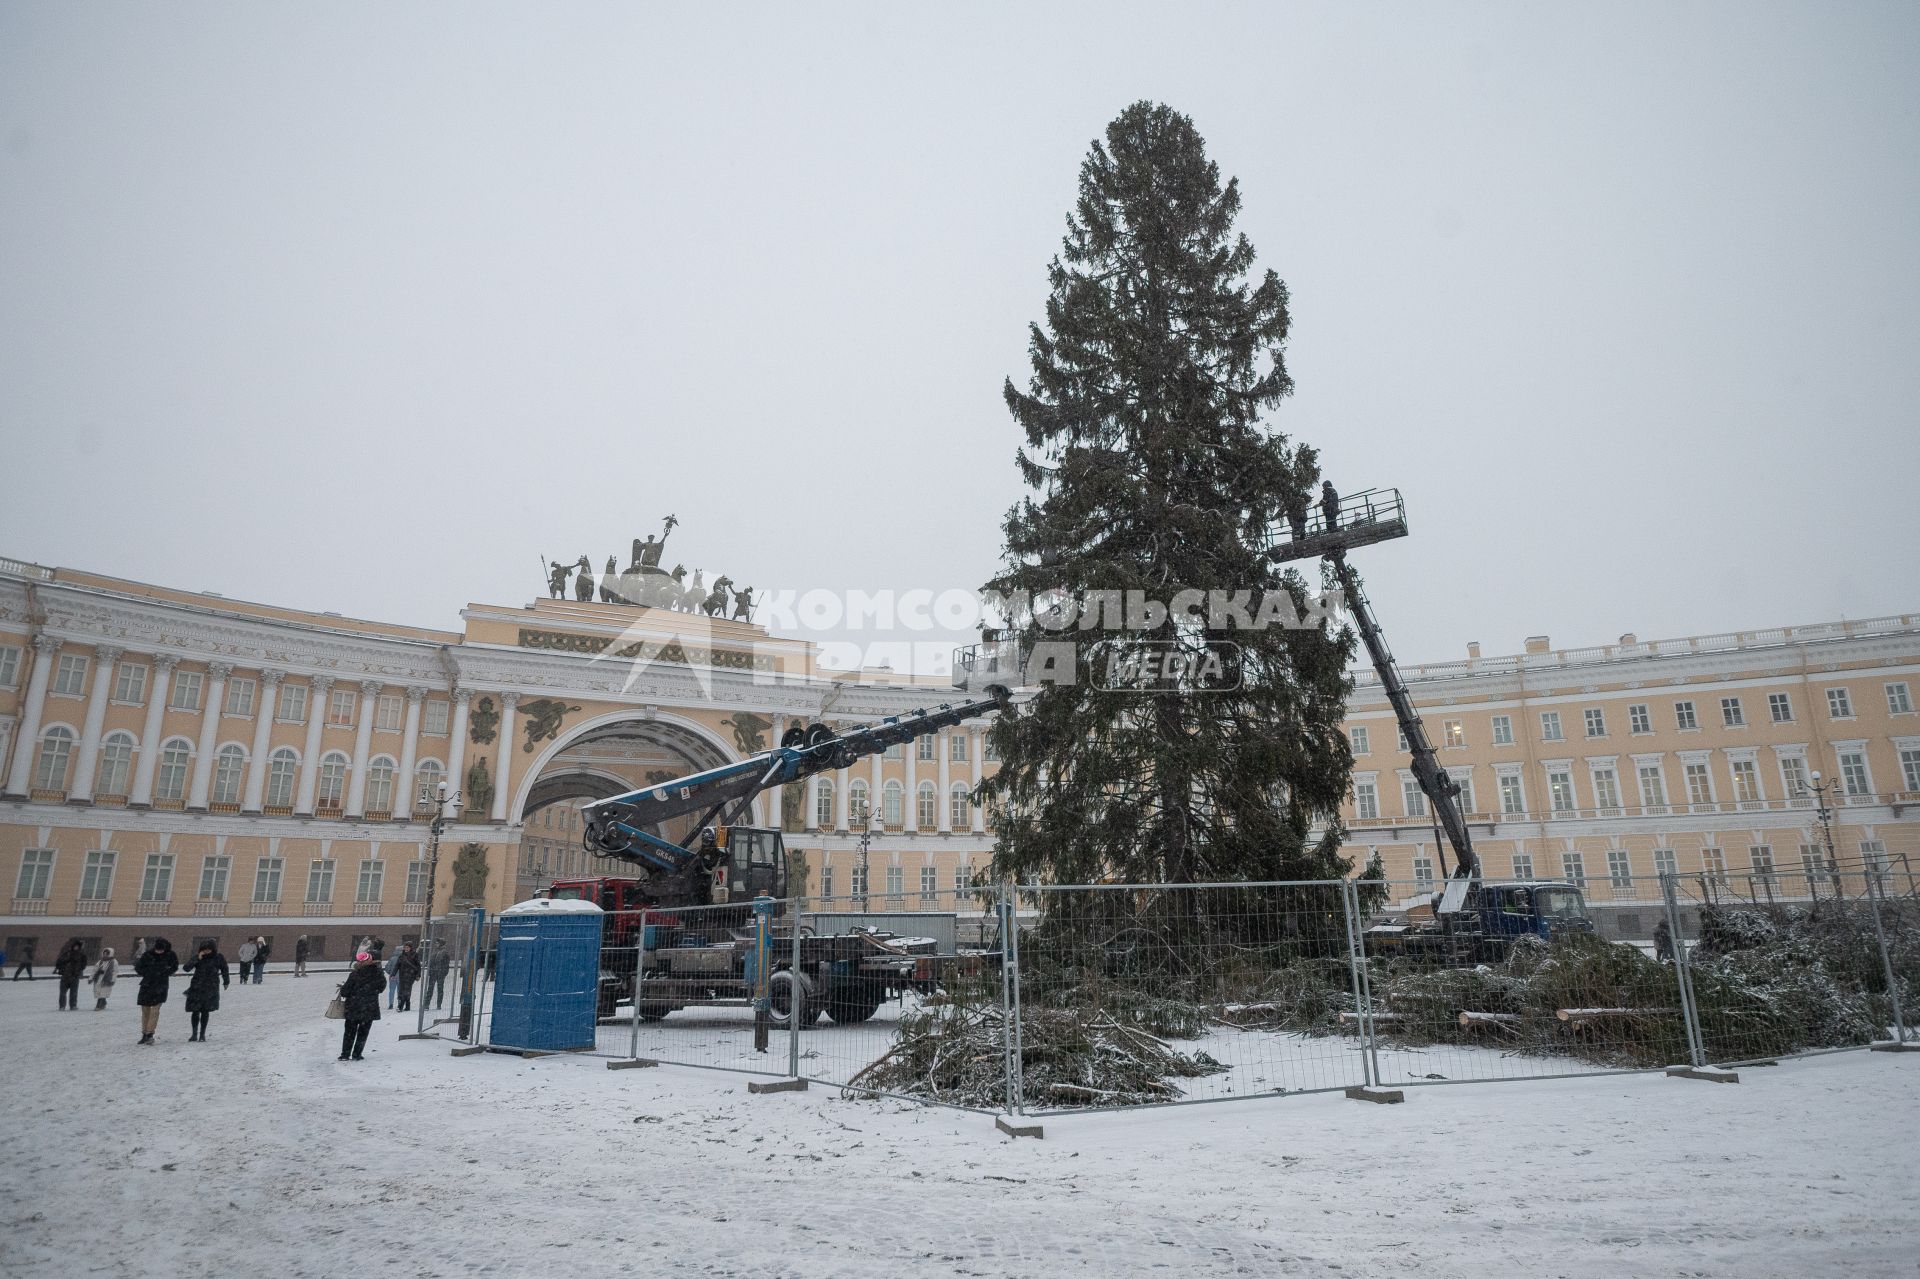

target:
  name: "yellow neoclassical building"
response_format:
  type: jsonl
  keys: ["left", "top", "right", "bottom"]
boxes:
{"left": 2, "top": 552, "right": 1915, "bottom": 959}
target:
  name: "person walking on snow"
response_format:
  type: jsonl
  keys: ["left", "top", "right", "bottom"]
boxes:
{"left": 393, "top": 942, "right": 421, "bottom": 1013}
{"left": 134, "top": 938, "right": 178, "bottom": 1045}
{"left": 383, "top": 947, "right": 401, "bottom": 1009}
{"left": 54, "top": 939, "right": 89, "bottom": 1010}
{"left": 180, "top": 941, "right": 230, "bottom": 1041}
{"left": 336, "top": 951, "right": 386, "bottom": 1061}
{"left": 11, "top": 938, "right": 36, "bottom": 980}
{"left": 91, "top": 947, "right": 118, "bottom": 1010}
{"left": 252, "top": 936, "right": 270, "bottom": 983}
{"left": 294, "top": 935, "right": 310, "bottom": 978}
{"left": 235, "top": 937, "right": 258, "bottom": 984}
{"left": 425, "top": 944, "right": 450, "bottom": 1010}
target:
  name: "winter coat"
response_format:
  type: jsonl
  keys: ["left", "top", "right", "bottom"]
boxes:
{"left": 182, "top": 952, "right": 230, "bottom": 1013}
{"left": 338, "top": 961, "right": 386, "bottom": 1022}
{"left": 135, "top": 943, "right": 179, "bottom": 1006}
{"left": 295, "top": 938, "right": 310, "bottom": 961}
{"left": 53, "top": 944, "right": 89, "bottom": 981}
{"left": 92, "top": 951, "right": 118, "bottom": 997}
{"left": 394, "top": 949, "right": 422, "bottom": 984}
{"left": 255, "top": 941, "right": 271, "bottom": 964}
{"left": 427, "top": 948, "right": 451, "bottom": 978}
{"left": 237, "top": 941, "right": 258, "bottom": 964}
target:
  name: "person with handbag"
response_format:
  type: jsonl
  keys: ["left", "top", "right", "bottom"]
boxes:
{"left": 180, "top": 941, "right": 230, "bottom": 1042}
{"left": 334, "top": 950, "right": 386, "bottom": 1061}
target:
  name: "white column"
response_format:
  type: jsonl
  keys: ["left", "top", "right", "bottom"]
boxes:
{"left": 294, "top": 674, "right": 333, "bottom": 814}
{"left": 835, "top": 765, "right": 850, "bottom": 831}
{"left": 344, "top": 679, "right": 381, "bottom": 817}
{"left": 242, "top": 670, "right": 282, "bottom": 812}
{"left": 905, "top": 731, "right": 919, "bottom": 832}
{"left": 490, "top": 691, "right": 518, "bottom": 822}
{"left": 767, "top": 714, "right": 785, "bottom": 829}
{"left": 187, "top": 662, "right": 233, "bottom": 809}
{"left": 3, "top": 635, "right": 59, "bottom": 796}
{"left": 129, "top": 654, "right": 178, "bottom": 807}
{"left": 446, "top": 688, "right": 471, "bottom": 801}
{"left": 937, "top": 730, "right": 952, "bottom": 833}
{"left": 869, "top": 749, "right": 884, "bottom": 830}
{"left": 970, "top": 725, "right": 985, "bottom": 833}
{"left": 69, "top": 644, "right": 124, "bottom": 802}
{"left": 397, "top": 685, "right": 426, "bottom": 810}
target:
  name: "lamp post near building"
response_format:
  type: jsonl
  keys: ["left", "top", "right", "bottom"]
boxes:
{"left": 857, "top": 807, "right": 877, "bottom": 915}
{"left": 1808, "top": 769, "right": 1841, "bottom": 888}
{"left": 413, "top": 779, "right": 461, "bottom": 1036}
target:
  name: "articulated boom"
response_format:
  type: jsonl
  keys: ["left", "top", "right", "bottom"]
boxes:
{"left": 580, "top": 691, "right": 1009, "bottom": 876}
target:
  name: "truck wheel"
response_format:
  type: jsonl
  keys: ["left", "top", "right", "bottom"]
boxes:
{"left": 824, "top": 977, "right": 886, "bottom": 1024}
{"left": 769, "top": 969, "right": 821, "bottom": 1029}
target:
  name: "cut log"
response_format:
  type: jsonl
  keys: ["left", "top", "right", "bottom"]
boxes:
{"left": 1336, "top": 1011, "right": 1402, "bottom": 1024}
{"left": 1555, "top": 1007, "right": 1676, "bottom": 1023}
{"left": 1457, "top": 1011, "right": 1522, "bottom": 1030}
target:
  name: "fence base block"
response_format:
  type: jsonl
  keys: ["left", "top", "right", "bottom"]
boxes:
{"left": 747, "top": 1078, "right": 808, "bottom": 1095}
{"left": 1666, "top": 1066, "right": 1739, "bottom": 1083}
{"left": 607, "top": 1058, "right": 660, "bottom": 1070}
{"left": 996, "top": 1115, "right": 1045, "bottom": 1140}
{"left": 397, "top": 1032, "right": 441, "bottom": 1041}
{"left": 1345, "top": 1086, "right": 1405, "bottom": 1105}
{"left": 1870, "top": 1041, "right": 1920, "bottom": 1053}
{"left": 449, "top": 1045, "right": 487, "bottom": 1057}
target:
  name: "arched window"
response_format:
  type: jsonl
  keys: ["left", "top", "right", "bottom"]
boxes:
{"left": 881, "top": 779, "right": 904, "bottom": 827}
{"left": 265, "top": 748, "right": 299, "bottom": 809}
{"left": 414, "top": 759, "right": 445, "bottom": 804}
{"left": 33, "top": 726, "right": 75, "bottom": 792}
{"left": 916, "top": 780, "right": 938, "bottom": 829}
{"left": 365, "top": 756, "right": 396, "bottom": 813}
{"left": 813, "top": 778, "right": 834, "bottom": 828}
{"left": 155, "top": 739, "right": 193, "bottom": 801}
{"left": 848, "top": 778, "right": 870, "bottom": 824}
{"left": 950, "top": 781, "right": 972, "bottom": 829}
{"left": 211, "top": 744, "right": 247, "bottom": 805}
{"left": 98, "top": 732, "right": 136, "bottom": 797}
{"left": 317, "top": 752, "right": 349, "bottom": 808}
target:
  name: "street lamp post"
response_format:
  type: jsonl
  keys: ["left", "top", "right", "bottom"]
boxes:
{"left": 414, "top": 779, "right": 461, "bottom": 1035}
{"left": 1808, "top": 769, "right": 1841, "bottom": 887}
{"left": 857, "top": 808, "right": 877, "bottom": 915}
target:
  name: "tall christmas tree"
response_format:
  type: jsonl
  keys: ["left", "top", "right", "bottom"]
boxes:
{"left": 984, "top": 101, "right": 1355, "bottom": 887}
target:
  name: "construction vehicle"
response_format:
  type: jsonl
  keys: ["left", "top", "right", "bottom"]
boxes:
{"left": 574, "top": 688, "right": 1009, "bottom": 1026}
{"left": 1265, "top": 484, "right": 1593, "bottom": 959}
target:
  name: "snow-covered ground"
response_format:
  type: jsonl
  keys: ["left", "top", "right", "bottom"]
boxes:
{"left": 3, "top": 976, "right": 1916, "bottom": 1278}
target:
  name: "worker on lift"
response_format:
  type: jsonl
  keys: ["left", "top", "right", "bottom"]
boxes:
{"left": 1320, "top": 480, "right": 1341, "bottom": 532}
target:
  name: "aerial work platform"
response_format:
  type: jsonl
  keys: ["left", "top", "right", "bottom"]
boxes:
{"left": 1263, "top": 488, "right": 1408, "bottom": 565}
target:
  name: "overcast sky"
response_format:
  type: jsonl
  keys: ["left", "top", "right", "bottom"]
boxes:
{"left": 2, "top": 2, "right": 1915, "bottom": 675}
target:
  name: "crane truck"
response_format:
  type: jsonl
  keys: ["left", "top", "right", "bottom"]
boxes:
{"left": 569, "top": 688, "right": 1011, "bottom": 1026}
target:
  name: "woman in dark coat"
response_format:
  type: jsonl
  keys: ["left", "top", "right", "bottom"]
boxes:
{"left": 337, "top": 950, "right": 386, "bottom": 1061}
{"left": 180, "top": 942, "right": 230, "bottom": 1042}
{"left": 134, "top": 938, "right": 178, "bottom": 1045}
{"left": 53, "top": 939, "right": 89, "bottom": 1011}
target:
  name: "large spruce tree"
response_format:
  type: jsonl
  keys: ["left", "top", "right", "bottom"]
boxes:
{"left": 984, "top": 101, "right": 1355, "bottom": 887}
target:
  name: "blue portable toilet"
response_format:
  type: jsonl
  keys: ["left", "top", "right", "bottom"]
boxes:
{"left": 488, "top": 897, "right": 604, "bottom": 1052}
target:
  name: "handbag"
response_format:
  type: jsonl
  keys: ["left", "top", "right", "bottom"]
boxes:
{"left": 325, "top": 987, "right": 347, "bottom": 1020}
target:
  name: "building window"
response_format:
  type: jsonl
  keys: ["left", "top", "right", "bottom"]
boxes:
{"left": 375, "top": 694, "right": 404, "bottom": 732}
{"left": 1729, "top": 758, "right": 1761, "bottom": 803}
{"left": 414, "top": 760, "right": 445, "bottom": 800}
{"left": 277, "top": 682, "right": 308, "bottom": 724}
{"left": 820, "top": 865, "right": 834, "bottom": 899}
{"left": 916, "top": 781, "right": 937, "bottom": 828}
{"left": 79, "top": 851, "right": 116, "bottom": 901}
{"left": 883, "top": 742, "right": 903, "bottom": 762}
{"left": 1443, "top": 720, "right": 1465, "bottom": 748}
{"left": 1412, "top": 856, "right": 1436, "bottom": 889}
{"left": 327, "top": 689, "right": 355, "bottom": 727}
{"left": 1591, "top": 768, "right": 1620, "bottom": 809}
{"left": 1637, "top": 764, "right": 1667, "bottom": 808}
{"left": 1510, "top": 853, "right": 1535, "bottom": 881}
{"left": 225, "top": 678, "right": 256, "bottom": 717}
{"left": 920, "top": 865, "right": 938, "bottom": 903}
{"left": 1674, "top": 701, "right": 1697, "bottom": 731}
{"left": 155, "top": 741, "right": 192, "bottom": 802}
{"left": 1780, "top": 755, "right": 1810, "bottom": 799}
{"left": 917, "top": 736, "right": 937, "bottom": 762}
{"left": 1838, "top": 749, "right": 1871, "bottom": 797}
{"left": 1606, "top": 848, "right": 1632, "bottom": 890}
{"left": 139, "top": 853, "right": 175, "bottom": 903}
{"left": 881, "top": 779, "right": 904, "bottom": 826}
{"left": 265, "top": 749, "right": 299, "bottom": 809}
{"left": 1540, "top": 712, "right": 1563, "bottom": 742}
{"left": 1683, "top": 762, "right": 1714, "bottom": 806}
{"left": 1888, "top": 683, "right": 1914, "bottom": 715}
{"left": 847, "top": 779, "right": 870, "bottom": 824}
{"left": 306, "top": 859, "right": 336, "bottom": 904}
{"left": 1628, "top": 704, "right": 1651, "bottom": 735}
{"left": 405, "top": 860, "right": 430, "bottom": 904}
{"left": 1652, "top": 848, "right": 1677, "bottom": 879}
{"left": 422, "top": 699, "right": 450, "bottom": 735}
{"left": 33, "top": 727, "right": 76, "bottom": 792}
{"left": 253, "top": 858, "right": 283, "bottom": 904}
{"left": 1547, "top": 769, "right": 1576, "bottom": 812}
{"left": 1861, "top": 839, "right": 1890, "bottom": 882}
{"left": 316, "top": 753, "right": 349, "bottom": 809}
{"left": 114, "top": 661, "right": 148, "bottom": 704}
{"left": 1716, "top": 697, "right": 1742, "bottom": 727}
{"left": 1702, "top": 847, "right": 1727, "bottom": 885}
{"left": 356, "top": 859, "right": 385, "bottom": 904}
{"left": 982, "top": 738, "right": 1000, "bottom": 764}
{"left": 1768, "top": 693, "right": 1793, "bottom": 723}
{"left": 1750, "top": 845, "right": 1775, "bottom": 886}
{"left": 1900, "top": 747, "right": 1920, "bottom": 794}
{"left": 197, "top": 855, "right": 231, "bottom": 901}
{"left": 1499, "top": 774, "right": 1525, "bottom": 815}
{"left": 1349, "top": 726, "right": 1370, "bottom": 755}
{"left": 169, "top": 671, "right": 204, "bottom": 712}
{"left": 949, "top": 734, "right": 969, "bottom": 763}
{"left": 1453, "top": 774, "right": 1475, "bottom": 814}
{"left": 1402, "top": 777, "right": 1427, "bottom": 817}
{"left": 212, "top": 745, "right": 246, "bottom": 805}
{"left": 0, "top": 644, "right": 19, "bottom": 688}
{"left": 1397, "top": 726, "right": 1410, "bottom": 752}
{"left": 1491, "top": 716, "right": 1514, "bottom": 746}
{"left": 53, "top": 653, "right": 89, "bottom": 697}
{"left": 954, "top": 862, "right": 972, "bottom": 895}
{"left": 813, "top": 779, "right": 835, "bottom": 828}
{"left": 849, "top": 863, "right": 867, "bottom": 899}
{"left": 1826, "top": 688, "right": 1853, "bottom": 719}
{"left": 97, "top": 733, "right": 135, "bottom": 797}
{"left": 1353, "top": 780, "right": 1379, "bottom": 821}
{"left": 365, "top": 758, "right": 396, "bottom": 813}
{"left": 1584, "top": 708, "right": 1606, "bottom": 738}
{"left": 950, "top": 782, "right": 972, "bottom": 828}
{"left": 1561, "top": 853, "right": 1586, "bottom": 888}
{"left": 15, "top": 849, "right": 54, "bottom": 900}
{"left": 884, "top": 865, "right": 904, "bottom": 898}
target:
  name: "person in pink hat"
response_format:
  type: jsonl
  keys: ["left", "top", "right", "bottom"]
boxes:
{"left": 335, "top": 950, "right": 387, "bottom": 1061}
